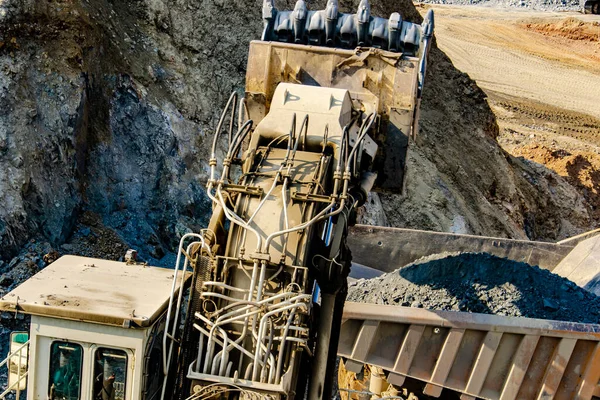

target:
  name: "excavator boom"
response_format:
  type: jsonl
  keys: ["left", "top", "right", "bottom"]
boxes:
{"left": 165, "top": 1, "right": 435, "bottom": 399}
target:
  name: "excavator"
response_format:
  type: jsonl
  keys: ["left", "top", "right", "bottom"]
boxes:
{"left": 1, "top": 1, "right": 600, "bottom": 400}
{"left": 584, "top": 0, "right": 599, "bottom": 14}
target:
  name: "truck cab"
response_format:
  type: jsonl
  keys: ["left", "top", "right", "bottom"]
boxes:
{"left": 0, "top": 255, "right": 188, "bottom": 400}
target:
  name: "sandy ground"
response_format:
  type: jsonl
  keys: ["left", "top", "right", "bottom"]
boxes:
{"left": 425, "top": 5, "right": 600, "bottom": 118}
{"left": 420, "top": 5, "right": 600, "bottom": 224}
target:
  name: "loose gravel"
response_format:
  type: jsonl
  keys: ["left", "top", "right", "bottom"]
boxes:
{"left": 416, "top": 0, "right": 582, "bottom": 12}
{"left": 348, "top": 252, "right": 600, "bottom": 324}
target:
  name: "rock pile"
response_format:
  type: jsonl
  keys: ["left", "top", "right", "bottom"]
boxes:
{"left": 348, "top": 252, "right": 600, "bottom": 324}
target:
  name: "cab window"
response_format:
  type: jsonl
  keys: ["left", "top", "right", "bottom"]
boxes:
{"left": 48, "top": 341, "right": 83, "bottom": 400}
{"left": 93, "top": 348, "right": 128, "bottom": 400}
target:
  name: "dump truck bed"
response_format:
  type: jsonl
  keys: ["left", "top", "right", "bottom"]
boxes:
{"left": 340, "top": 302, "right": 600, "bottom": 400}
{"left": 340, "top": 227, "right": 600, "bottom": 399}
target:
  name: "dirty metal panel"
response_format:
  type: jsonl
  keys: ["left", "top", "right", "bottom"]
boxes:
{"left": 393, "top": 324, "right": 425, "bottom": 375}
{"left": 481, "top": 333, "right": 527, "bottom": 399}
{"left": 245, "top": 41, "right": 422, "bottom": 193}
{"left": 464, "top": 331, "right": 503, "bottom": 395}
{"left": 423, "top": 328, "right": 465, "bottom": 397}
{"left": 367, "top": 321, "right": 408, "bottom": 370}
{"left": 347, "top": 225, "right": 575, "bottom": 273}
{"left": 0, "top": 255, "right": 190, "bottom": 327}
{"left": 446, "top": 329, "right": 487, "bottom": 391}
{"left": 556, "top": 340, "right": 600, "bottom": 400}
{"left": 245, "top": 41, "right": 419, "bottom": 121}
{"left": 553, "top": 234, "right": 600, "bottom": 296}
{"left": 409, "top": 325, "right": 450, "bottom": 382}
{"left": 499, "top": 334, "right": 540, "bottom": 400}
{"left": 339, "top": 302, "right": 600, "bottom": 400}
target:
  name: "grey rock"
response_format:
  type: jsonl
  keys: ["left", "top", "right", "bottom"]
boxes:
{"left": 543, "top": 298, "right": 560, "bottom": 311}
{"left": 349, "top": 252, "right": 600, "bottom": 324}
{"left": 7, "top": 258, "right": 18, "bottom": 269}
{"left": 60, "top": 243, "right": 75, "bottom": 252}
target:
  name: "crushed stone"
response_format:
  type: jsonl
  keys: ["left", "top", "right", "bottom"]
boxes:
{"left": 348, "top": 252, "right": 600, "bottom": 324}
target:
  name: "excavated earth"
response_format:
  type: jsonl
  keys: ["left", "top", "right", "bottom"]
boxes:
{"left": 1, "top": 0, "right": 598, "bottom": 272}
{"left": 348, "top": 252, "right": 600, "bottom": 324}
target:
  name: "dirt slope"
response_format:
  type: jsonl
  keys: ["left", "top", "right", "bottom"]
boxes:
{"left": 0, "top": 0, "right": 596, "bottom": 266}
{"left": 522, "top": 17, "right": 600, "bottom": 42}
{"left": 426, "top": 5, "right": 600, "bottom": 233}
{"left": 429, "top": 7, "right": 600, "bottom": 119}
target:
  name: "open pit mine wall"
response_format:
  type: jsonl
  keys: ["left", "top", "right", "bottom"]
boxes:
{"left": 0, "top": 0, "right": 595, "bottom": 266}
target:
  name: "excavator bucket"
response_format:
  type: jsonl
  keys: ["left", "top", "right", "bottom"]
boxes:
{"left": 245, "top": 0, "right": 434, "bottom": 193}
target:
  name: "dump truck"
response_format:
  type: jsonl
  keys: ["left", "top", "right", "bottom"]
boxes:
{"left": 1, "top": 0, "right": 600, "bottom": 399}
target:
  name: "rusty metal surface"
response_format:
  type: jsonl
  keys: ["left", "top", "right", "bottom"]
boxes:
{"left": 339, "top": 302, "right": 600, "bottom": 399}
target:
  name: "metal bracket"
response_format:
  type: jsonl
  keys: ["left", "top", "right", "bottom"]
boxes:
{"left": 250, "top": 253, "right": 271, "bottom": 262}
{"left": 221, "top": 183, "right": 264, "bottom": 196}
{"left": 292, "top": 191, "right": 333, "bottom": 204}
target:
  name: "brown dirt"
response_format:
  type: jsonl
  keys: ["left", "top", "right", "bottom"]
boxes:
{"left": 490, "top": 92, "right": 600, "bottom": 145}
{"left": 427, "top": 5, "right": 600, "bottom": 116}
{"left": 521, "top": 17, "right": 600, "bottom": 42}
{"left": 513, "top": 144, "right": 600, "bottom": 218}
{"left": 428, "top": 5, "right": 600, "bottom": 233}
{"left": 489, "top": 92, "right": 600, "bottom": 226}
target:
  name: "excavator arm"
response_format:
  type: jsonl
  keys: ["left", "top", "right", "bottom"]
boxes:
{"left": 162, "top": 1, "right": 435, "bottom": 399}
